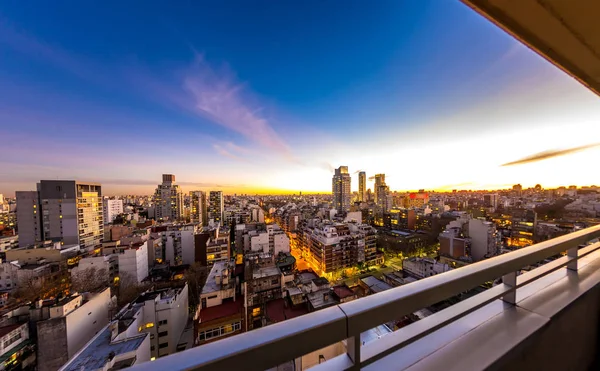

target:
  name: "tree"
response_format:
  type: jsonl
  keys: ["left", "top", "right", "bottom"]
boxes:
{"left": 116, "top": 271, "right": 150, "bottom": 307}
{"left": 71, "top": 266, "right": 108, "bottom": 293}
{"left": 184, "top": 262, "right": 209, "bottom": 311}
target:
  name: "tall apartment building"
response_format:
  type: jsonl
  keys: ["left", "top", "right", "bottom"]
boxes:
{"left": 483, "top": 194, "right": 499, "bottom": 210}
{"left": 303, "top": 221, "right": 374, "bottom": 275}
{"left": 376, "top": 184, "right": 390, "bottom": 213}
{"left": 153, "top": 174, "right": 184, "bottom": 221}
{"left": 190, "top": 191, "right": 207, "bottom": 226}
{"left": 16, "top": 180, "right": 103, "bottom": 250}
{"left": 374, "top": 174, "right": 385, "bottom": 201}
{"left": 208, "top": 191, "right": 224, "bottom": 225}
{"left": 358, "top": 171, "right": 366, "bottom": 202}
{"left": 332, "top": 166, "right": 351, "bottom": 214}
{"left": 15, "top": 191, "right": 42, "bottom": 247}
{"left": 103, "top": 198, "right": 123, "bottom": 224}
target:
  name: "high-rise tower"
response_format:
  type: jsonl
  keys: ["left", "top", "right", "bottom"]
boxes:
{"left": 17, "top": 180, "right": 104, "bottom": 250}
{"left": 358, "top": 171, "right": 366, "bottom": 202}
{"left": 332, "top": 166, "right": 351, "bottom": 214}
{"left": 153, "top": 174, "right": 184, "bottom": 221}
{"left": 208, "top": 191, "right": 224, "bottom": 225}
{"left": 374, "top": 174, "right": 385, "bottom": 201}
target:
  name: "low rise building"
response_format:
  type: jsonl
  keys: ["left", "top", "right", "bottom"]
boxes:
{"left": 402, "top": 257, "right": 451, "bottom": 279}
{"left": 0, "top": 235, "right": 18, "bottom": 253}
{"left": 36, "top": 288, "right": 112, "bottom": 371}
{"left": 195, "top": 262, "right": 243, "bottom": 345}
{"left": 0, "top": 322, "right": 35, "bottom": 370}
{"left": 105, "top": 242, "right": 149, "bottom": 284}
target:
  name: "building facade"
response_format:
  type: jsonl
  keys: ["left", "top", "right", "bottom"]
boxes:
{"left": 332, "top": 166, "right": 351, "bottom": 214}
{"left": 16, "top": 180, "right": 104, "bottom": 250}
{"left": 190, "top": 191, "right": 207, "bottom": 226}
{"left": 103, "top": 198, "right": 123, "bottom": 224}
{"left": 358, "top": 171, "right": 366, "bottom": 202}
{"left": 153, "top": 174, "right": 184, "bottom": 221}
{"left": 208, "top": 191, "right": 224, "bottom": 225}
{"left": 36, "top": 288, "right": 112, "bottom": 371}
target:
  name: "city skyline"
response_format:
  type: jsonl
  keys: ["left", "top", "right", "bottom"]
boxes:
{"left": 2, "top": 1, "right": 600, "bottom": 196}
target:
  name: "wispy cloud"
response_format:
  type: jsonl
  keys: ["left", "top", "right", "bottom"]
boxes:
{"left": 501, "top": 143, "right": 600, "bottom": 166}
{"left": 183, "top": 55, "right": 291, "bottom": 155}
{"left": 0, "top": 18, "right": 111, "bottom": 87}
{"left": 213, "top": 143, "right": 247, "bottom": 162}
{"left": 87, "top": 178, "right": 241, "bottom": 188}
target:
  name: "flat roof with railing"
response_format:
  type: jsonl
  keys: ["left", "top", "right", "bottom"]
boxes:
{"left": 129, "top": 224, "right": 600, "bottom": 371}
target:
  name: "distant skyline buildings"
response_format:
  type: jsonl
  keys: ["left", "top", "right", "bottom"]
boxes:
{"left": 3, "top": 3, "right": 600, "bottom": 197}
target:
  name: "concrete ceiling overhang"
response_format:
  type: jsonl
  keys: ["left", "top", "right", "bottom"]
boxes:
{"left": 462, "top": 0, "right": 600, "bottom": 96}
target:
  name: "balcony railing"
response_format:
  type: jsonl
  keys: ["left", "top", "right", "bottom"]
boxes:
{"left": 130, "top": 225, "right": 600, "bottom": 371}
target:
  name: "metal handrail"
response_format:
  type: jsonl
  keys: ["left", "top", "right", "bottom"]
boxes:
{"left": 129, "top": 224, "right": 600, "bottom": 371}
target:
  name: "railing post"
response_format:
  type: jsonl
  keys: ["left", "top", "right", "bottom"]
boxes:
{"left": 567, "top": 246, "right": 578, "bottom": 271}
{"left": 346, "top": 335, "right": 361, "bottom": 370}
{"left": 502, "top": 271, "right": 517, "bottom": 305}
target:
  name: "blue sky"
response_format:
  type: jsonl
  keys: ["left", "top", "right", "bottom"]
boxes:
{"left": 2, "top": 1, "right": 600, "bottom": 196}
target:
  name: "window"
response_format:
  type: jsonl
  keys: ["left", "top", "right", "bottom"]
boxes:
{"left": 158, "top": 320, "right": 168, "bottom": 326}
{"left": 158, "top": 343, "right": 168, "bottom": 349}
{"left": 271, "top": 279, "right": 278, "bottom": 285}
{"left": 198, "top": 322, "right": 241, "bottom": 342}
{"left": 151, "top": 346, "right": 155, "bottom": 351}
{"left": 2, "top": 331, "right": 21, "bottom": 348}
{"left": 158, "top": 331, "right": 168, "bottom": 337}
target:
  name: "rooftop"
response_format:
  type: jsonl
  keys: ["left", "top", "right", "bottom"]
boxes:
{"left": 361, "top": 275, "right": 394, "bottom": 294}
{"left": 202, "top": 261, "right": 233, "bottom": 295}
{"left": 332, "top": 284, "right": 355, "bottom": 300}
{"left": 297, "top": 271, "right": 318, "bottom": 285}
{"left": 62, "top": 325, "right": 147, "bottom": 371}
{"left": 252, "top": 266, "right": 281, "bottom": 280}
{"left": 199, "top": 299, "right": 244, "bottom": 323}
{"left": 307, "top": 289, "right": 338, "bottom": 310}
{"left": 312, "top": 277, "right": 329, "bottom": 287}
{"left": 266, "top": 298, "right": 309, "bottom": 323}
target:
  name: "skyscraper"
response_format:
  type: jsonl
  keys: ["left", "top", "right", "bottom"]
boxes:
{"left": 190, "top": 191, "right": 208, "bottom": 226}
{"left": 332, "top": 166, "right": 351, "bottom": 214}
{"left": 376, "top": 184, "right": 390, "bottom": 212}
{"left": 153, "top": 174, "right": 184, "bottom": 221}
{"left": 17, "top": 180, "right": 104, "bottom": 250}
{"left": 358, "top": 171, "right": 366, "bottom": 202}
{"left": 374, "top": 174, "right": 385, "bottom": 201}
{"left": 208, "top": 191, "right": 224, "bottom": 225}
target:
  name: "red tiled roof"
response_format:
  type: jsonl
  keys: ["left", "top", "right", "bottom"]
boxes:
{"left": 200, "top": 299, "right": 244, "bottom": 323}
{"left": 266, "top": 298, "right": 309, "bottom": 323}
